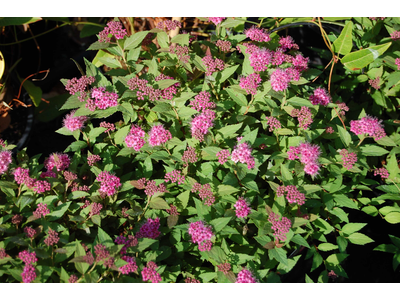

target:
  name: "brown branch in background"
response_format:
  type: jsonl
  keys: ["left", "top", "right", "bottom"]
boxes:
{"left": 15, "top": 69, "right": 50, "bottom": 100}
{"left": 27, "top": 25, "right": 41, "bottom": 77}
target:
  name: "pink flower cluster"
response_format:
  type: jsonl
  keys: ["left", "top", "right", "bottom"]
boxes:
{"left": 44, "top": 153, "right": 70, "bottom": 172}
{"left": 115, "top": 235, "right": 138, "bottom": 255}
{"left": 216, "top": 149, "right": 230, "bottom": 164}
{"left": 236, "top": 269, "right": 257, "bottom": 283}
{"left": 185, "top": 277, "right": 201, "bottom": 283}
{"left": 231, "top": 138, "right": 255, "bottom": 169}
{"left": 94, "top": 244, "right": 110, "bottom": 263}
{"left": 155, "top": 74, "right": 180, "bottom": 100}
{"left": 169, "top": 44, "right": 190, "bottom": 64}
{"left": 33, "top": 203, "right": 50, "bottom": 219}
{"left": 156, "top": 20, "right": 181, "bottom": 31}
{"left": 325, "top": 126, "right": 334, "bottom": 134}
{"left": 0, "top": 150, "right": 12, "bottom": 175}
{"left": 291, "top": 106, "right": 313, "bottom": 130}
{"left": 277, "top": 185, "right": 306, "bottom": 206}
{"left": 182, "top": 146, "right": 198, "bottom": 166}
{"left": 309, "top": 87, "right": 331, "bottom": 106}
{"left": 87, "top": 154, "right": 101, "bottom": 166}
{"left": 125, "top": 125, "right": 146, "bottom": 151}
{"left": 136, "top": 218, "right": 161, "bottom": 239}
{"left": 165, "top": 170, "right": 185, "bottom": 184}
{"left": 369, "top": 77, "right": 381, "bottom": 90}
{"left": 190, "top": 91, "right": 216, "bottom": 112}
{"left": 148, "top": 124, "right": 172, "bottom": 146}
{"left": 63, "top": 110, "right": 88, "bottom": 132}
{"left": 202, "top": 55, "right": 225, "bottom": 76}
{"left": 268, "top": 212, "right": 292, "bottom": 241}
{"left": 100, "top": 121, "right": 115, "bottom": 133}
{"left": 249, "top": 48, "right": 273, "bottom": 72}
{"left": 350, "top": 115, "right": 386, "bottom": 141}
{"left": 96, "top": 171, "right": 121, "bottom": 196}
{"left": 244, "top": 26, "right": 271, "bottom": 42}
{"left": 191, "top": 109, "right": 216, "bottom": 142}
{"left": 374, "top": 167, "right": 389, "bottom": 179}
{"left": 137, "top": 178, "right": 168, "bottom": 197}
{"left": 208, "top": 17, "right": 226, "bottom": 25}
{"left": 396, "top": 58, "right": 400, "bottom": 70}
{"left": 24, "top": 226, "right": 37, "bottom": 238}
{"left": 12, "top": 214, "right": 23, "bottom": 225}
{"left": 266, "top": 116, "right": 281, "bottom": 132}
{"left": 216, "top": 39, "right": 231, "bottom": 52}
{"left": 278, "top": 36, "right": 299, "bottom": 52}
{"left": 234, "top": 197, "right": 251, "bottom": 218}
{"left": 288, "top": 142, "right": 321, "bottom": 176}
{"left": 0, "top": 248, "right": 8, "bottom": 259}
{"left": 188, "top": 220, "right": 214, "bottom": 252}
{"left": 142, "top": 261, "right": 162, "bottom": 283}
{"left": 191, "top": 182, "right": 215, "bottom": 206}
{"left": 65, "top": 75, "right": 95, "bottom": 101}
{"left": 270, "top": 68, "right": 298, "bottom": 92}
{"left": 390, "top": 30, "right": 400, "bottom": 41}
{"left": 90, "top": 202, "right": 103, "bottom": 216}
{"left": 166, "top": 204, "right": 180, "bottom": 216}
{"left": 336, "top": 101, "right": 349, "bottom": 116}
{"left": 339, "top": 149, "right": 357, "bottom": 170}
{"left": 291, "top": 54, "right": 309, "bottom": 72}
{"left": 68, "top": 274, "right": 78, "bottom": 283}
{"left": 127, "top": 77, "right": 162, "bottom": 101}
{"left": 239, "top": 73, "right": 262, "bottom": 95}
{"left": 90, "top": 87, "right": 119, "bottom": 110}
{"left": 119, "top": 256, "right": 138, "bottom": 275}
{"left": 18, "top": 250, "right": 37, "bottom": 283}
{"left": 217, "top": 262, "right": 231, "bottom": 275}
{"left": 98, "top": 20, "right": 127, "bottom": 42}
{"left": 44, "top": 228, "right": 60, "bottom": 246}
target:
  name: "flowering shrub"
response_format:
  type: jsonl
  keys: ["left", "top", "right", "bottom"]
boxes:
{"left": 1, "top": 17, "right": 400, "bottom": 283}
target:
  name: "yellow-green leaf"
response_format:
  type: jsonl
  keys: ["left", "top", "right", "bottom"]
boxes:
{"left": 332, "top": 21, "right": 353, "bottom": 55}
{"left": 341, "top": 42, "right": 392, "bottom": 70}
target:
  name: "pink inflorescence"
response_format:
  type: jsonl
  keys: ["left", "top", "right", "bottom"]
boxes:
{"left": 155, "top": 74, "right": 180, "bottom": 100}
{"left": 350, "top": 115, "right": 386, "bottom": 141}
{"left": 270, "top": 68, "right": 292, "bottom": 92}
{"left": 98, "top": 20, "right": 127, "bottom": 42}
{"left": 208, "top": 17, "right": 226, "bottom": 25}
{"left": 202, "top": 55, "right": 225, "bottom": 76}
{"left": 277, "top": 185, "right": 306, "bottom": 206}
{"left": 191, "top": 182, "right": 215, "bottom": 206}
{"left": 13, "top": 167, "right": 30, "bottom": 185}
{"left": 165, "top": 170, "right": 185, "bottom": 185}
{"left": 63, "top": 110, "right": 88, "bottom": 132}
{"left": 216, "top": 39, "right": 231, "bottom": 52}
{"left": 125, "top": 125, "right": 146, "bottom": 151}
{"left": 24, "top": 226, "right": 36, "bottom": 238}
{"left": 268, "top": 212, "right": 292, "bottom": 242}
{"left": 231, "top": 138, "right": 255, "bottom": 169}
{"left": 339, "top": 149, "right": 357, "bottom": 170}
{"left": 156, "top": 20, "right": 182, "bottom": 31}
{"left": 100, "top": 121, "right": 115, "bottom": 133}
{"left": 136, "top": 218, "right": 161, "bottom": 239}
{"left": 44, "top": 228, "right": 60, "bottom": 246}
{"left": 182, "top": 146, "right": 198, "bottom": 166}
{"left": 90, "top": 87, "right": 119, "bottom": 110}
{"left": 390, "top": 30, "right": 400, "bottom": 41}
{"left": 115, "top": 235, "right": 138, "bottom": 255}
{"left": 68, "top": 274, "right": 79, "bottom": 283}
{"left": 234, "top": 197, "right": 251, "bottom": 218}
{"left": 119, "top": 256, "right": 138, "bottom": 275}
{"left": 236, "top": 269, "right": 257, "bottom": 283}
{"left": 249, "top": 48, "right": 273, "bottom": 72}
{"left": 33, "top": 180, "right": 51, "bottom": 194}
{"left": 216, "top": 149, "right": 230, "bottom": 164}
{"left": 148, "top": 124, "right": 172, "bottom": 147}
{"left": 244, "top": 26, "right": 270, "bottom": 42}
{"left": 169, "top": 44, "right": 190, "bottom": 64}
{"left": 96, "top": 171, "right": 121, "bottom": 197}
{"left": 21, "top": 264, "right": 37, "bottom": 283}
{"left": 396, "top": 58, "right": 400, "bottom": 70}
{"left": 142, "top": 261, "right": 162, "bottom": 283}
{"left": 138, "top": 178, "right": 168, "bottom": 197}
{"left": 0, "top": 150, "right": 12, "bottom": 175}
{"left": 369, "top": 77, "right": 381, "bottom": 90}
{"left": 239, "top": 73, "right": 262, "bottom": 95}
{"left": 278, "top": 36, "right": 299, "bottom": 52}
{"left": 87, "top": 154, "right": 101, "bottom": 166}
{"left": 291, "top": 106, "right": 313, "bottom": 130}
{"left": 12, "top": 214, "right": 23, "bottom": 225}
{"left": 309, "top": 87, "right": 331, "bottom": 106}
{"left": 127, "top": 77, "right": 162, "bottom": 102}
{"left": 190, "top": 91, "right": 216, "bottom": 112}
{"left": 166, "top": 204, "right": 180, "bottom": 216}
{"left": 188, "top": 220, "right": 214, "bottom": 251}
{"left": 265, "top": 116, "right": 281, "bottom": 132}
{"left": 65, "top": 75, "right": 95, "bottom": 102}
{"left": 44, "top": 153, "right": 70, "bottom": 172}
{"left": 325, "top": 126, "right": 334, "bottom": 134}
{"left": 33, "top": 203, "right": 50, "bottom": 219}
{"left": 374, "top": 167, "right": 389, "bottom": 179}
{"left": 292, "top": 54, "right": 309, "bottom": 72}
{"left": 94, "top": 244, "right": 110, "bottom": 262}
{"left": 18, "top": 250, "right": 38, "bottom": 265}
{"left": 288, "top": 142, "right": 321, "bottom": 176}
{"left": 191, "top": 109, "right": 216, "bottom": 142}
{"left": 185, "top": 277, "right": 201, "bottom": 283}
{"left": 217, "top": 262, "right": 231, "bottom": 275}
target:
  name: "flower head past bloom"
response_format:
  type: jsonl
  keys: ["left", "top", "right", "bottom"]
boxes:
{"left": 142, "top": 261, "right": 162, "bottom": 283}
{"left": 0, "top": 150, "right": 12, "bottom": 175}
{"left": 96, "top": 171, "right": 121, "bottom": 197}
{"left": 136, "top": 218, "right": 161, "bottom": 239}
{"left": 231, "top": 137, "right": 255, "bottom": 169}
{"left": 165, "top": 170, "right": 185, "bottom": 185}
{"left": 244, "top": 26, "right": 270, "bottom": 42}
{"left": 309, "top": 87, "right": 331, "bottom": 106}
{"left": 44, "top": 228, "right": 60, "bottom": 247}
{"left": 148, "top": 125, "right": 172, "bottom": 146}
{"left": 390, "top": 30, "right": 400, "bottom": 41}
{"left": 350, "top": 115, "right": 386, "bottom": 141}
{"left": 63, "top": 110, "right": 88, "bottom": 132}
{"left": 236, "top": 269, "right": 257, "bottom": 283}
{"left": 188, "top": 220, "right": 214, "bottom": 252}
{"left": 234, "top": 197, "right": 251, "bottom": 218}
{"left": 265, "top": 116, "right": 281, "bottom": 132}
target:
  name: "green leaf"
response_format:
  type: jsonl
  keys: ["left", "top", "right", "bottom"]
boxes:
{"left": 217, "top": 185, "right": 240, "bottom": 196}
{"left": 318, "top": 243, "right": 339, "bottom": 251}
{"left": 217, "top": 123, "right": 242, "bottom": 139}
{"left": 331, "top": 207, "right": 349, "bottom": 223}
{"left": 332, "top": 21, "right": 353, "bottom": 55}
{"left": 91, "top": 214, "right": 101, "bottom": 226}
{"left": 208, "top": 246, "right": 227, "bottom": 264}
{"left": 286, "top": 97, "right": 314, "bottom": 107}
{"left": 68, "top": 191, "right": 90, "bottom": 200}
{"left": 374, "top": 244, "right": 398, "bottom": 253}
{"left": 389, "top": 234, "right": 400, "bottom": 249}
{"left": 124, "top": 30, "right": 149, "bottom": 50}
{"left": 336, "top": 125, "right": 351, "bottom": 148}
{"left": 341, "top": 42, "right": 392, "bottom": 70}
{"left": 210, "top": 217, "right": 232, "bottom": 232}
{"left": 347, "top": 232, "right": 374, "bottom": 245}
{"left": 0, "top": 180, "right": 18, "bottom": 189}
{"left": 17, "top": 195, "right": 35, "bottom": 210}
{"left": 360, "top": 144, "right": 389, "bottom": 156}
{"left": 170, "top": 33, "right": 189, "bottom": 46}
{"left": 385, "top": 212, "right": 400, "bottom": 224}
{"left": 291, "top": 234, "right": 310, "bottom": 248}
{"left": 176, "top": 190, "right": 190, "bottom": 209}
{"left": 376, "top": 136, "right": 397, "bottom": 147}
{"left": 334, "top": 194, "right": 358, "bottom": 210}
{"left": 305, "top": 273, "right": 314, "bottom": 283}
{"left": 47, "top": 202, "right": 72, "bottom": 222}
{"left": 341, "top": 223, "right": 367, "bottom": 235}
{"left": 97, "top": 227, "right": 114, "bottom": 248}
{"left": 74, "top": 241, "right": 89, "bottom": 275}
{"left": 225, "top": 87, "right": 248, "bottom": 106}
{"left": 217, "top": 65, "right": 239, "bottom": 85}
{"left": 149, "top": 197, "right": 170, "bottom": 210}
{"left": 137, "top": 238, "right": 158, "bottom": 252}
{"left": 65, "top": 141, "right": 88, "bottom": 152}
{"left": 97, "top": 56, "right": 122, "bottom": 69}
{"left": 270, "top": 247, "right": 288, "bottom": 266}
{"left": 157, "top": 31, "right": 169, "bottom": 49}
{"left": 313, "top": 218, "right": 334, "bottom": 234}
{"left": 21, "top": 79, "right": 42, "bottom": 107}
{"left": 0, "top": 17, "right": 41, "bottom": 26}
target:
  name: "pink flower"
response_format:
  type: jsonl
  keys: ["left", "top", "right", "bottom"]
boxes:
{"left": 33, "top": 203, "right": 50, "bottom": 219}
{"left": 142, "top": 261, "right": 162, "bottom": 283}
{"left": 216, "top": 149, "right": 230, "bottom": 164}
{"left": 98, "top": 20, "right": 127, "bottom": 42}
{"left": 249, "top": 48, "right": 273, "bottom": 72}
{"left": 266, "top": 116, "right": 281, "bottom": 132}
{"left": 191, "top": 110, "right": 216, "bottom": 142}
{"left": 156, "top": 20, "right": 181, "bottom": 31}
{"left": 13, "top": 167, "right": 30, "bottom": 185}
{"left": 279, "top": 36, "right": 299, "bottom": 51}
{"left": 270, "top": 68, "right": 291, "bottom": 92}
{"left": 188, "top": 220, "right": 214, "bottom": 251}
{"left": 18, "top": 250, "right": 38, "bottom": 265}
{"left": 44, "top": 228, "right": 60, "bottom": 246}
{"left": 182, "top": 146, "right": 198, "bottom": 166}
{"left": 217, "top": 262, "right": 231, "bottom": 275}
{"left": 0, "top": 150, "right": 12, "bottom": 175}
{"left": 68, "top": 274, "right": 78, "bottom": 283}
{"left": 268, "top": 212, "right": 291, "bottom": 241}
{"left": 63, "top": 110, "right": 88, "bottom": 131}
{"left": 288, "top": 142, "right": 321, "bottom": 176}
{"left": 291, "top": 106, "right": 313, "bottom": 130}
{"left": 12, "top": 214, "right": 23, "bottom": 225}
{"left": 339, "top": 149, "right": 357, "bottom": 170}
{"left": 65, "top": 76, "right": 95, "bottom": 101}
{"left": 350, "top": 115, "right": 386, "bottom": 141}
{"left": 239, "top": 73, "right": 262, "bottom": 95}
{"left": 94, "top": 244, "right": 110, "bottom": 262}
{"left": 234, "top": 197, "right": 251, "bottom": 218}
{"left": 125, "top": 125, "right": 146, "bottom": 151}
{"left": 169, "top": 44, "right": 190, "bottom": 64}
{"left": 136, "top": 218, "right": 161, "bottom": 239}
{"left": 24, "top": 226, "right": 37, "bottom": 238}
{"left": 278, "top": 185, "right": 306, "bottom": 206}
{"left": 0, "top": 248, "right": 8, "bottom": 259}
{"left": 166, "top": 204, "right": 180, "bottom": 216}
{"left": 44, "top": 153, "right": 70, "bottom": 172}
{"left": 96, "top": 171, "right": 121, "bottom": 196}
{"left": 100, "top": 121, "right": 115, "bottom": 133}
{"left": 325, "top": 126, "right": 334, "bottom": 134}
{"left": 119, "top": 256, "right": 138, "bottom": 275}
{"left": 91, "top": 87, "right": 119, "bottom": 110}
{"left": 216, "top": 39, "right": 231, "bottom": 52}
{"left": 165, "top": 170, "right": 185, "bottom": 184}
{"left": 374, "top": 167, "right": 389, "bottom": 179}
{"left": 190, "top": 91, "right": 216, "bottom": 112}
{"left": 231, "top": 138, "right": 255, "bottom": 169}
{"left": 127, "top": 77, "right": 162, "bottom": 101}
{"left": 244, "top": 26, "right": 270, "bottom": 42}
{"left": 21, "top": 264, "right": 37, "bottom": 283}
{"left": 396, "top": 58, "right": 400, "bottom": 70}
{"left": 202, "top": 55, "right": 225, "bottom": 76}
{"left": 87, "top": 154, "right": 101, "bottom": 166}
{"left": 208, "top": 17, "right": 226, "bottom": 25}
{"left": 185, "top": 278, "right": 201, "bottom": 283}
{"left": 390, "top": 30, "right": 400, "bottom": 41}
{"left": 369, "top": 77, "right": 381, "bottom": 90}
{"left": 292, "top": 54, "right": 309, "bottom": 72}
{"left": 309, "top": 87, "right": 331, "bottom": 106}
{"left": 236, "top": 269, "right": 257, "bottom": 283}
{"left": 148, "top": 125, "right": 172, "bottom": 146}
{"left": 191, "top": 182, "right": 215, "bottom": 206}
{"left": 155, "top": 74, "right": 180, "bottom": 100}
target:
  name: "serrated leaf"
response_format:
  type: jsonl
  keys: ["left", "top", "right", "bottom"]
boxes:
{"left": 385, "top": 212, "right": 400, "bottom": 224}
{"left": 65, "top": 141, "right": 87, "bottom": 152}
{"left": 347, "top": 232, "right": 374, "bottom": 245}
{"left": 341, "top": 223, "right": 367, "bottom": 235}
{"left": 291, "top": 234, "right": 310, "bottom": 248}
{"left": 149, "top": 197, "right": 170, "bottom": 210}
{"left": 374, "top": 244, "right": 398, "bottom": 253}
{"left": 124, "top": 30, "right": 149, "bottom": 50}
{"left": 217, "top": 123, "right": 242, "bottom": 139}
{"left": 217, "top": 185, "right": 239, "bottom": 196}
{"left": 318, "top": 243, "right": 339, "bottom": 251}
{"left": 360, "top": 144, "right": 389, "bottom": 156}
{"left": 47, "top": 202, "right": 72, "bottom": 222}
{"left": 270, "top": 247, "right": 288, "bottom": 266}
{"left": 210, "top": 217, "right": 232, "bottom": 232}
